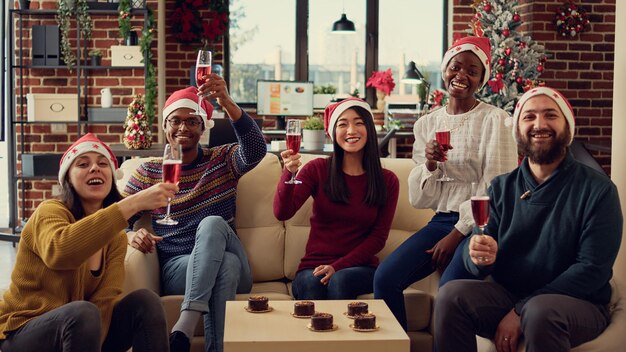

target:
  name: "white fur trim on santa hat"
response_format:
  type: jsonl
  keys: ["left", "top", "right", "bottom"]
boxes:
{"left": 162, "top": 98, "right": 214, "bottom": 129}
{"left": 58, "top": 140, "right": 120, "bottom": 187}
{"left": 512, "top": 87, "right": 575, "bottom": 145}
{"left": 327, "top": 100, "right": 372, "bottom": 141}
{"left": 440, "top": 43, "right": 491, "bottom": 88}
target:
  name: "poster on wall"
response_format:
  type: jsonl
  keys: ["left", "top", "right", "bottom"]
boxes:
{"left": 256, "top": 80, "right": 314, "bottom": 117}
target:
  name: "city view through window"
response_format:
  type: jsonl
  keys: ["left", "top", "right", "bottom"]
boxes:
{"left": 229, "top": 0, "right": 444, "bottom": 105}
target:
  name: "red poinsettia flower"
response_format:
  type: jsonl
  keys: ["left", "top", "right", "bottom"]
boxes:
{"left": 366, "top": 69, "right": 396, "bottom": 96}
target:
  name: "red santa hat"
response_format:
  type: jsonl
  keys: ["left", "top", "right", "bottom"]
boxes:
{"left": 58, "top": 133, "right": 122, "bottom": 187}
{"left": 323, "top": 98, "right": 372, "bottom": 141}
{"left": 512, "top": 86, "right": 575, "bottom": 145}
{"left": 162, "top": 86, "right": 215, "bottom": 129}
{"left": 440, "top": 36, "right": 492, "bottom": 88}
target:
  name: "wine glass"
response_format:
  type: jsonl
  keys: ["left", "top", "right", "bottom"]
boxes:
{"left": 435, "top": 130, "right": 454, "bottom": 182}
{"left": 192, "top": 50, "right": 212, "bottom": 116}
{"left": 471, "top": 182, "right": 490, "bottom": 261}
{"left": 285, "top": 119, "right": 302, "bottom": 185}
{"left": 156, "top": 144, "right": 183, "bottom": 225}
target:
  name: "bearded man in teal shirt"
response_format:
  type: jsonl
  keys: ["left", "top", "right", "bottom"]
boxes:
{"left": 434, "top": 87, "right": 622, "bottom": 352}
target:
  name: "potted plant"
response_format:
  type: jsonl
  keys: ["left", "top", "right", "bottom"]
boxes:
{"left": 88, "top": 49, "right": 102, "bottom": 66}
{"left": 301, "top": 116, "right": 326, "bottom": 151}
{"left": 57, "top": 0, "right": 93, "bottom": 70}
{"left": 366, "top": 68, "right": 396, "bottom": 111}
{"left": 313, "top": 84, "right": 337, "bottom": 109}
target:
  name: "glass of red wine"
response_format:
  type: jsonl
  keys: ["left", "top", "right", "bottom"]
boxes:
{"left": 471, "top": 182, "right": 490, "bottom": 262}
{"left": 435, "top": 130, "right": 454, "bottom": 182}
{"left": 156, "top": 144, "right": 183, "bottom": 225}
{"left": 192, "top": 50, "right": 212, "bottom": 116}
{"left": 285, "top": 119, "right": 302, "bottom": 185}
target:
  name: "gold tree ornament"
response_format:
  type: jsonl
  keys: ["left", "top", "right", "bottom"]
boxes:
{"left": 123, "top": 95, "right": 153, "bottom": 150}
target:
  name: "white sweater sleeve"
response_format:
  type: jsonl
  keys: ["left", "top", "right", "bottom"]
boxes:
{"left": 454, "top": 108, "right": 518, "bottom": 234}
{"left": 408, "top": 112, "right": 443, "bottom": 210}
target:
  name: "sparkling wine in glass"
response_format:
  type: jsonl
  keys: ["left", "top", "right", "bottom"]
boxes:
{"left": 285, "top": 119, "right": 302, "bottom": 185}
{"left": 471, "top": 182, "right": 490, "bottom": 262}
{"left": 156, "top": 144, "right": 183, "bottom": 225}
{"left": 192, "top": 50, "right": 212, "bottom": 116}
{"left": 435, "top": 130, "right": 454, "bottom": 182}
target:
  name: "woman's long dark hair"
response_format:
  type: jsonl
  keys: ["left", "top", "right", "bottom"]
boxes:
{"left": 324, "top": 106, "right": 387, "bottom": 207}
{"left": 59, "top": 175, "right": 122, "bottom": 221}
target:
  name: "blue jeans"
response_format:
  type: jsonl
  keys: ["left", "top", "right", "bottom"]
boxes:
{"left": 161, "top": 216, "right": 252, "bottom": 352}
{"left": 373, "top": 212, "right": 475, "bottom": 330}
{"left": 292, "top": 266, "right": 376, "bottom": 300}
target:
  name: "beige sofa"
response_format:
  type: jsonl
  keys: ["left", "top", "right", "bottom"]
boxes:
{"left": 118, "top": 153, "right": 626, "bottom": 352}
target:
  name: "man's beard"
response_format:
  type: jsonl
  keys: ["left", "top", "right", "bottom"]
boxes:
{"left": 517, "top": 128, "right": 570, "bottom": 165}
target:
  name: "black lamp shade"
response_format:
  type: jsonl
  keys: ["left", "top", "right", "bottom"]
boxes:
{"left": 332, "top": 13, "right": 355, "bottom": 32}
{"left": 402, "top": 61, "right": 425, "bottom": 84}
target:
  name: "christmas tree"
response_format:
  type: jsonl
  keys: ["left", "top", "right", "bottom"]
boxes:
{"left": 468, "top": 0, "right": 547, "bottom": 113}
{"left": 123, "top": 95, "right": 153, "bottom": 150}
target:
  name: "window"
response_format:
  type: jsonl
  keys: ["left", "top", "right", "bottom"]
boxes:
{"left": 309, "top": 0, "right": 365, "bottom": 97}
{"left": 228, "top": 0, "right": 446, "bottom": 104}
{"left": 228, "top": 0, "right": 296, "bottom": 103}
{"left": 379, "top": 0, "right": 445, "bottom": 95}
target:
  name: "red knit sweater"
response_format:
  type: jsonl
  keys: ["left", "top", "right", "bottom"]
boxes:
{"left": 273, "top": 158, "right": 399, "bottom": 272}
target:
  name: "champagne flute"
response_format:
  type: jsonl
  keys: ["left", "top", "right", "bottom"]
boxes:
{"left": 285, "top": 119, "right": 302, "bottom": 185}
{"left": 156, "top": 144, "right": 183, "bottom": 225}
{"left": 435, "top": 130, "right": 454, "bottom": 182}
{"left": 192, "top": 50, "right": 212, "bottom": 116}
{"left": 471, "top": 182, "right": 490, "bottom": 262}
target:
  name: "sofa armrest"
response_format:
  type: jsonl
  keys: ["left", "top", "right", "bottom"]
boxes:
{"left": 123, "top": 246, "right": 161, "bottom": 296}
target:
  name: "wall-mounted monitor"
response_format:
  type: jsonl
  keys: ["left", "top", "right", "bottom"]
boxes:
{"left": 256, "top": 80, "right": 314, "bottom": 117}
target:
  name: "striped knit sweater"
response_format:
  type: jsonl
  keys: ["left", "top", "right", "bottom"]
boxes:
{"left": 122, "top": 112, "right": 266, "bottom": 262}
{"left": 0, "top": 200, "right": 129, "bottom": 343}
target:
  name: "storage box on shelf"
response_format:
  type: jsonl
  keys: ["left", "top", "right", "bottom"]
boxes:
{"left": 110, "top": 45, "right": 143, "bottom": 67}
{"left": 26, "top": 94, "right": 78, "bottom": 122}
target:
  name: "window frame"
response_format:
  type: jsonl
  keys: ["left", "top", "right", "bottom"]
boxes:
{"left": 225, "top": 0, "right": 448, "bottom": 108}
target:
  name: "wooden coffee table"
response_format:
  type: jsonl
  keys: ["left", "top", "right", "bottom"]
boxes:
{"left": 224, "top": 299, "right": 409, "bottom": 352}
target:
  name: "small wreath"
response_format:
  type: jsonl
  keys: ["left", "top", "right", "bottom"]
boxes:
{"left": 554, "top": 2, "right": 590, "bottom": 38}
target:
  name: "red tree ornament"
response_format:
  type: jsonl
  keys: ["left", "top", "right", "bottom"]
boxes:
{"left": 513, "top": 13, "right": 521, "bottom": 22}
{"left": 537, "top": 65, "right": 544, "bottom": 73}
{"left": 484, "top": 3, "right": 492, "bottom": 13}
{"left": 502, "top": 28, "right": 510, "bottom": 37}
{"left": 516, "top": 77, "right": 523, "bottom": 85}
{"left": 504, "top": 47, "right": 512, "bottom": 56}
{"left": 498, "top": 58, "right": 506, "bottom": 66}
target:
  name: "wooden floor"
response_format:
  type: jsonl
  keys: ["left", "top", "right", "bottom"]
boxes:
{"left": 0, "top": 241, "right": 18, "bottom": 292}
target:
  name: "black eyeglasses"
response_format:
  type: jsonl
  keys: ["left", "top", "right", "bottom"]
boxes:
{"left": 166, "top": 118, "right": 203, "bottom": 129}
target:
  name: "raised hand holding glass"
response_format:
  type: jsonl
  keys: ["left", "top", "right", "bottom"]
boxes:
{"left": 192, "top": 50, "right": 212, "bottom": 116}
{"left": 471, "top": 182, "right": 490, "bottom": 262}
{"left": 435, "top": 130, "right": 454, "bottom": 182}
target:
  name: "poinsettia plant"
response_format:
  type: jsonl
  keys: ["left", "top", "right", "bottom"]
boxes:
{"left": 171, "top": 0, "right": 229, "bottom": 47}
{"left": 366, "top": 69, "right": 396, "bottom": 96}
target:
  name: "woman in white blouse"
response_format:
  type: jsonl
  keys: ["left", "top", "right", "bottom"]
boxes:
{"left": 374, "top": 36, "right": 519, "bottom": 331}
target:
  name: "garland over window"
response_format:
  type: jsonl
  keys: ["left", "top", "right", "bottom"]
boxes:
{"left": 554, "top": 2, "right": 590, "bottom": 38}
{"left": 171, "top": 0, "right": 229, "bottom": 46}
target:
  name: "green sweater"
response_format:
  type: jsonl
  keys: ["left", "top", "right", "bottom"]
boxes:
{"left": 464, "top": 154, "right": 623, "bottom": 313}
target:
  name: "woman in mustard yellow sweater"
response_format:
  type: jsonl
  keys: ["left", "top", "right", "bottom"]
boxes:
{"left": 0, "top": 134, "right": 178, "bottom": 352}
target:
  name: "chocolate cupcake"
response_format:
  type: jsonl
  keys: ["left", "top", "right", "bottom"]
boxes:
{"left": 347, "top": 301, "right": 368, "bottom": 316}
{"left": 247, "top": 295, "right": 269, "bottom": 311}
{"left": 311, "top": 312, "right": 333, "bottom": 330}
{"left": 294, "top": 301, "right": 315, "bottom": 317}
{"left": 354, "top": 313, "right": 376, "bottom": 330}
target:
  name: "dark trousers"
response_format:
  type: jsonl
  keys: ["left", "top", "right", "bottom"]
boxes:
{"left": 373, "top": 212, "right": 475, "bottom": 330}
{"left": 434, "top": 280, "right": 610, "bottom": 352}
{"left": 0, "top": 289, "right": 168, "bottom": 352}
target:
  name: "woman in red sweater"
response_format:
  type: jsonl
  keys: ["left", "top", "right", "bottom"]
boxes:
{"left": 274, "top": 98, "right": 399, "bottom": 300}
{"left": 0, "top": 134, "right": 175, "bottom": 352}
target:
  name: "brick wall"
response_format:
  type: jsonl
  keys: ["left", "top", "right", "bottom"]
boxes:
{"left": 450, "top": 0, "right": 616, "bottom": 173}
{"left": 12, "top": 0, "right": 228, "bottom": 222}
